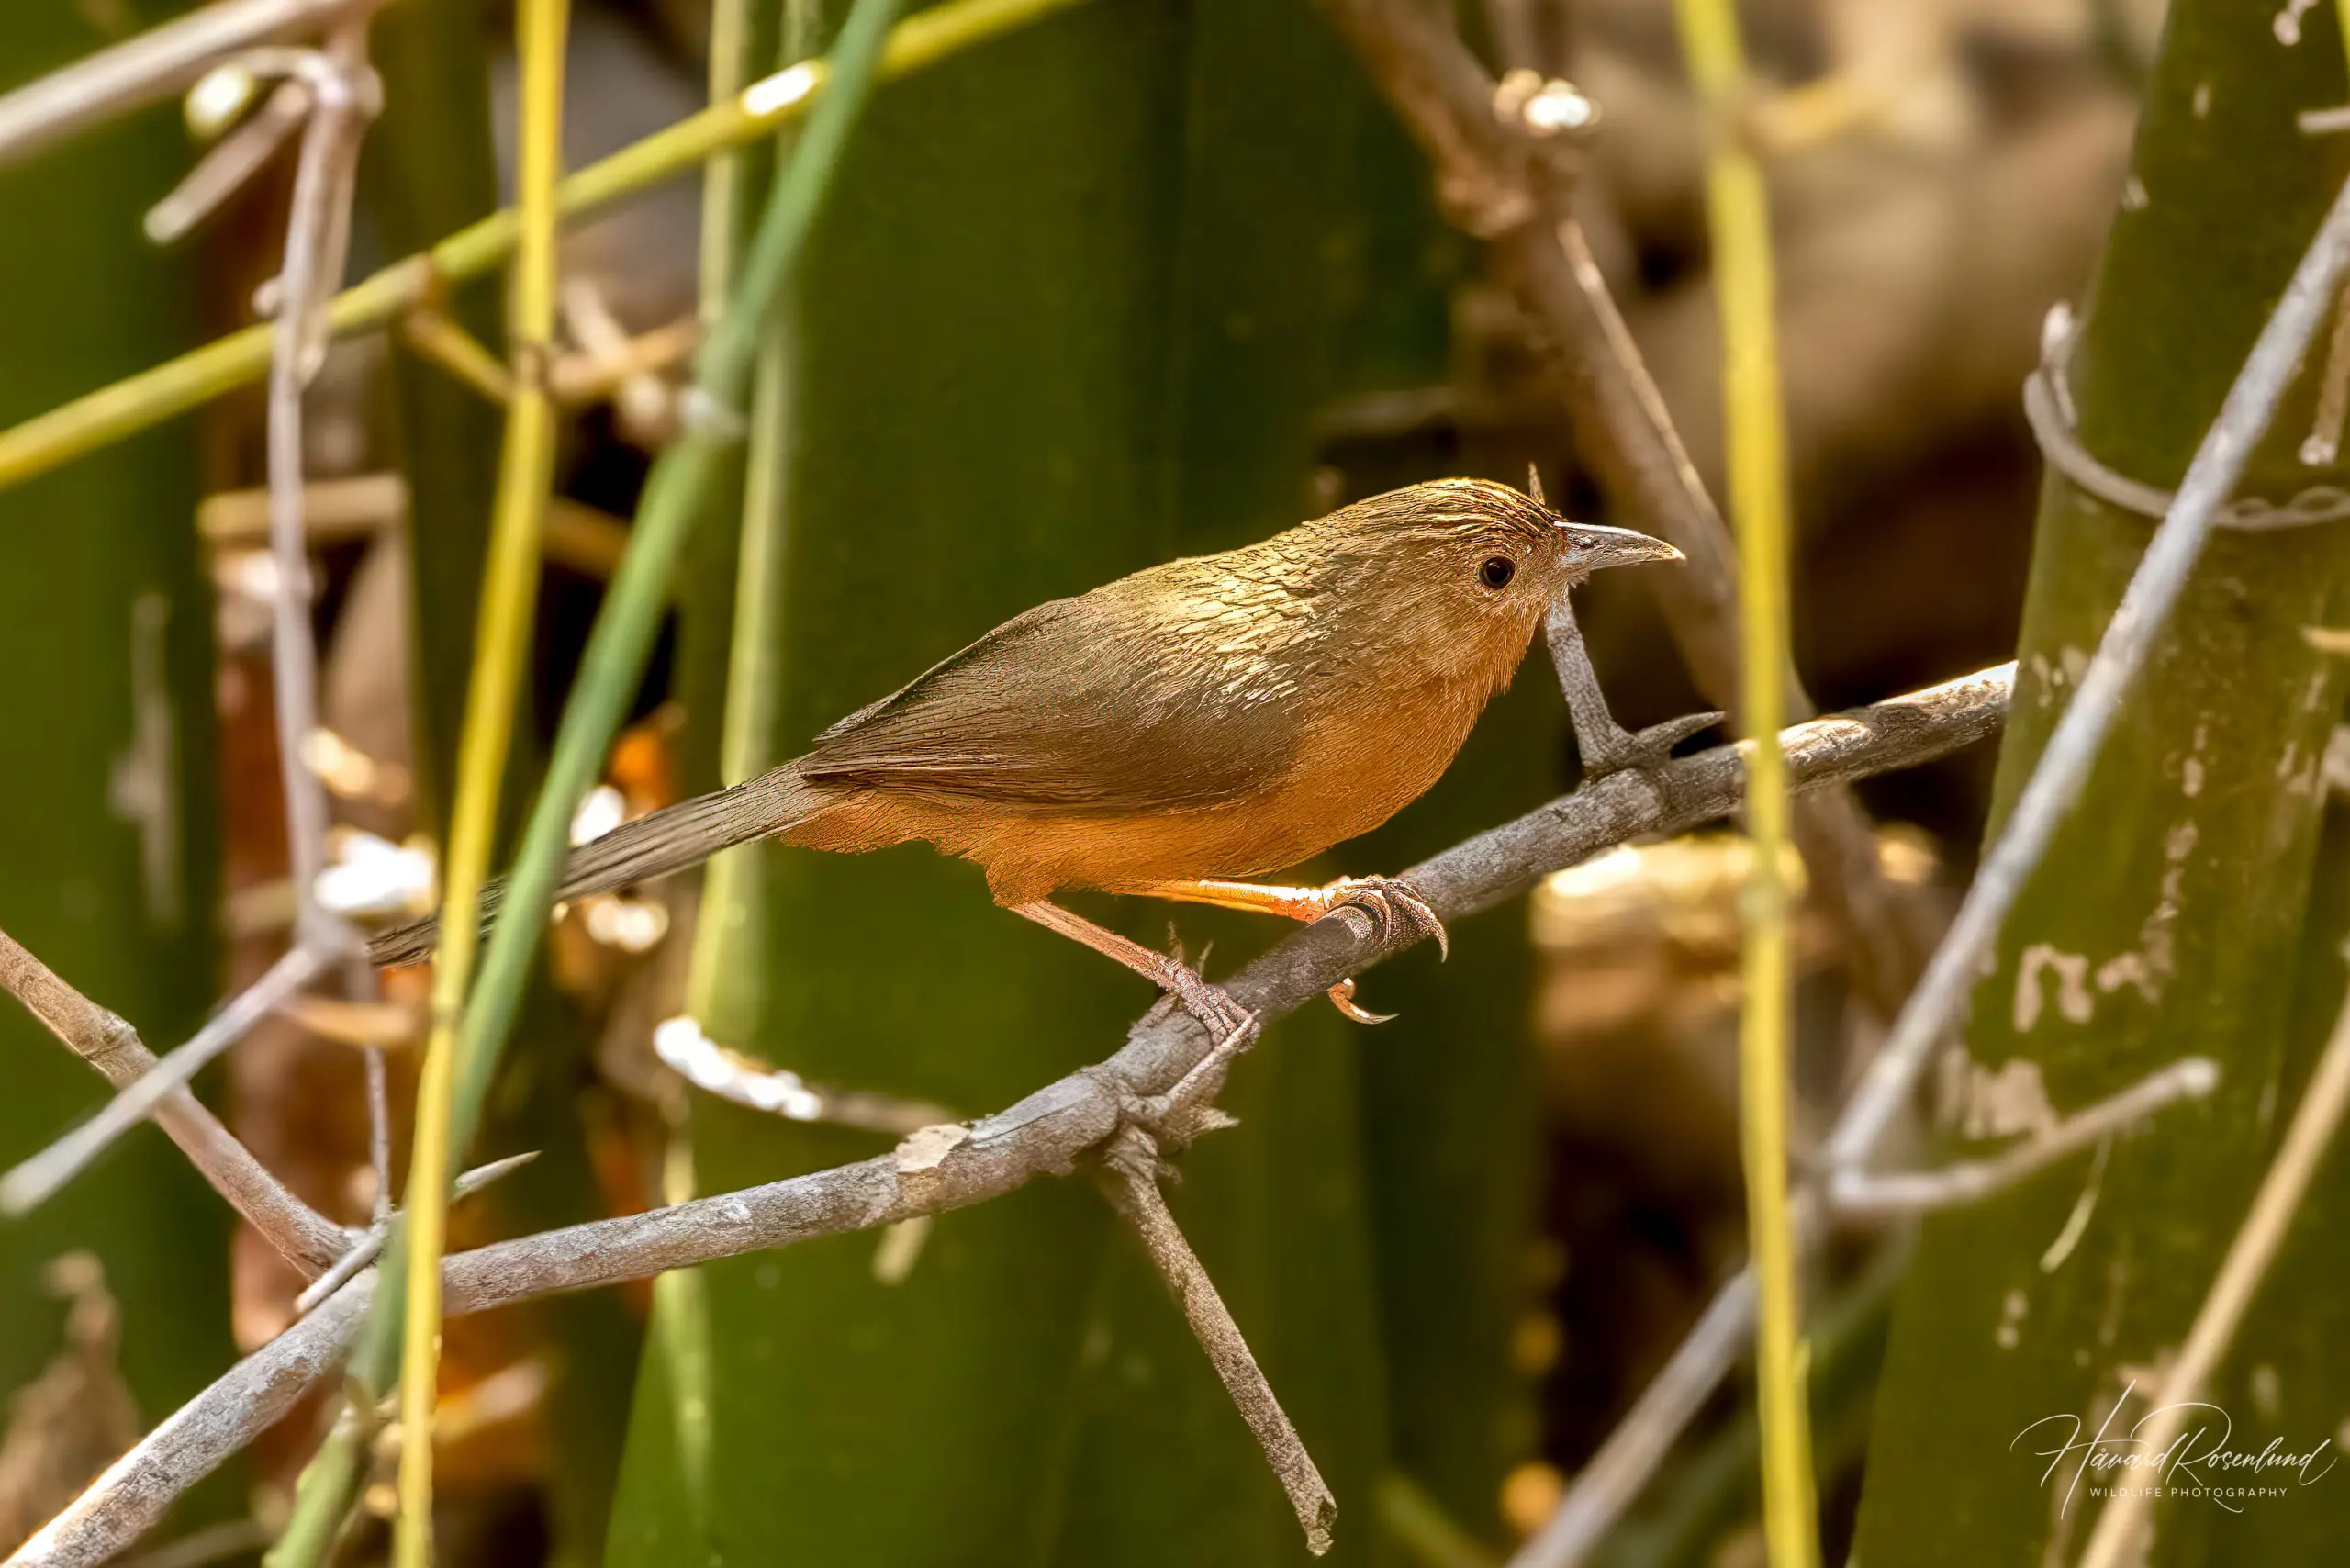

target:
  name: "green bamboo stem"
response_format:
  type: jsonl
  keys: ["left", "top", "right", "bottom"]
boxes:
{"left": 0, "top": 0, "right": 235, "bottom": 1519}
{"left": 0, "top": 0, "right": 1091, "bottom": 495}
{"left": 419, "top": 0, "right": 899, "bottom": 1382}
{"left": 1671, "top": 2, "right": 1818, "bottom": 1564}
{"left": 685, "top": 0, "right": 809, "bottom": 1031}
{"left": 1852, "top": 5, "right": 2350, "bottom": 1563}
{"left": 627, "top": 0, "right": 797, "bottom": 1538}
{"left": 387, "top": 0, "right": 568, "bottom": 1562}
{"left": 265, "top": 1, "right": 906, "bottom": 1560}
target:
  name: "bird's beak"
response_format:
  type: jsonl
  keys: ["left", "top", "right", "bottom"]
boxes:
{"left": 1559, "top": 521, "right": 1684, "bottom": 572}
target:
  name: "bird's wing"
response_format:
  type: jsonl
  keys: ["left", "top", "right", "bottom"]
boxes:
{"left": 800, "top": 574, "right": 1306, "bottom": 812}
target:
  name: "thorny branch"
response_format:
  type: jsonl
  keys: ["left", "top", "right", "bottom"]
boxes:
{"left": 6, "top": 667, "right": 2012, "bottom": 1568}
{"left": 1310, "top": 0, "right": 1931, "bottom": 1022}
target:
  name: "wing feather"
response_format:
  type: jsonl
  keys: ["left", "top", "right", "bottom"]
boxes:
{"left": 800, "top": 566, "right": 1309, "bottom": 812}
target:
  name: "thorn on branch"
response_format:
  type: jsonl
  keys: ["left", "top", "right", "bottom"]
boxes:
{"left": 291, "top": 1151, "right": 542, "bottom": 1317}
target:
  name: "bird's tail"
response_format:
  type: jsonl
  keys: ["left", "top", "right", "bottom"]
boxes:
{"left": 366, "top": 763, "right": 829, "bottom": 968}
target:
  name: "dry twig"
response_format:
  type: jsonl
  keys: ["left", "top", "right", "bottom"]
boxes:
{"left": 1092, "top": 1125, "right": 1336, "bottom": 1553}
{"left": 247, "top": 9, "right": 399, "bottom": 1252}
{"left": 289, "top": 1150, "right": 540, "bottom": 1316}
{"left": 0, "top": 932, "right": 346, "bottom": 1275}
{"left": 0, "top": 0, "right": 373, "bottom": 171}
{"left": 1508, "top": 1047, "right": 2220, "bottom": 1568}
{"left": 0, "top": 944, "right": 331, "bottom": 1221}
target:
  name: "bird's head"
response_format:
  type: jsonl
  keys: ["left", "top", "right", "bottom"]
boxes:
{"left": 1313, "top": 478, "right": 1681, "bottom": 652}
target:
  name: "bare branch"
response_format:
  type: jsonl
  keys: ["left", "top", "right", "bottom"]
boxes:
{"left": 6, "top": 1282, "right": 374, "bottom": 1568}
{"left": 0, "top": 941, "right": 337, "bottom": 1236}
{"left": 1830, "top": 1058, "right": 2221, "bottom": 1221}
{"left": 290, "top": 1151, "right": 541, "bottom": 1317}
{"left": 1309, "top": 0, "right": 1930, "bottom": 1020}
{"left": 0, "top": 0, "right": 375, "bottom": 172}
{"left": 263, "top": 23, "right": 375, "bottom": 938}
{"left": 260, "top": 13, "right": 397, "bottom": 1270}
{"left": 1514, "top": 1055, "right": 2224, "bottom": 1567}
{"left": 144, "top": 81, "right": 313, "bottom": 244}
{"left": 3, "top": 669, "right": 2011, "bottom": 1568}
{"left": 1094, "top": 1129, "right": 1335, "bottom": 1553}
{"left": 0, "top": 930, "right": 347, "bottom": 1275}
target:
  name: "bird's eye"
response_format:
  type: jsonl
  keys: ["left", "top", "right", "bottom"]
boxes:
{"left": 1479, "top": 555, "right": 1516, "bottom": 589}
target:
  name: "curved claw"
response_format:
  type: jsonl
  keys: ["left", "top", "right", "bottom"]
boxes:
{"left": 1323, "top": 876, "right": 1449, "bottom": 961}
{"left": 1325, "top": 977, "right": 1395, "bottom": 1025}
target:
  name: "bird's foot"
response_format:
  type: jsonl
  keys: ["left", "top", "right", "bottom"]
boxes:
{"left": 1102, "top": 876, "right": 1448, "bottom": 1025}
{"left": 1311, "top": 876, "right": 1448, "bottom": 1025}
{"left": 1577, "top": 710, "right": 1724, "bottom": 781}
{"left": 1315, "top": 876, "right": 1449, "bottom": 958}
{"left": 1149, "top": 956, "right": 1259, "bottom": 1049}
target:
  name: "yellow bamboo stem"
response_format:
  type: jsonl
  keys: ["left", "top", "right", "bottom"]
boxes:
{"left": 391, "top": 0, "right": 568, "bottom": 1561}
{"left": 1672, "top": 0, "right": 1821, "bottom": 1564}
{"left": 0, "top": 0, "right": 1092, "bottom": 494}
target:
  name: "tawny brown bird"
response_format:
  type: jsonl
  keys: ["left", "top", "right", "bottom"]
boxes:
{"left": 369, "top": 478, "right": 1685, "bottom": 1036}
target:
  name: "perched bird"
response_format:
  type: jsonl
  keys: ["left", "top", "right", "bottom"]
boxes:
{"left": 371, "top": 479, "right": 1683, "bottom": 1035}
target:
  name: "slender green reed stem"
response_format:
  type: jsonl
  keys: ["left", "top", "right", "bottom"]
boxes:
{"left": 386, "top": 0, "right": 568, "bottom": 1562}
{"left": 1671, "top": 2, "right": 1821, "bottom": 1564}
{"left": 266, "top": 0, "right": 906, "bottom": 1559}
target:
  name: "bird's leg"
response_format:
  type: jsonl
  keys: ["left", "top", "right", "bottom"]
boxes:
{"left": 1118, "top": 877, "right": 1448, "bottom": 1025}
{"left": 1011, "top": 901, "right": 1255, "bottom": 1044}
{"left": 1547, "top": 588, "right": 1722, "bottom": 779}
